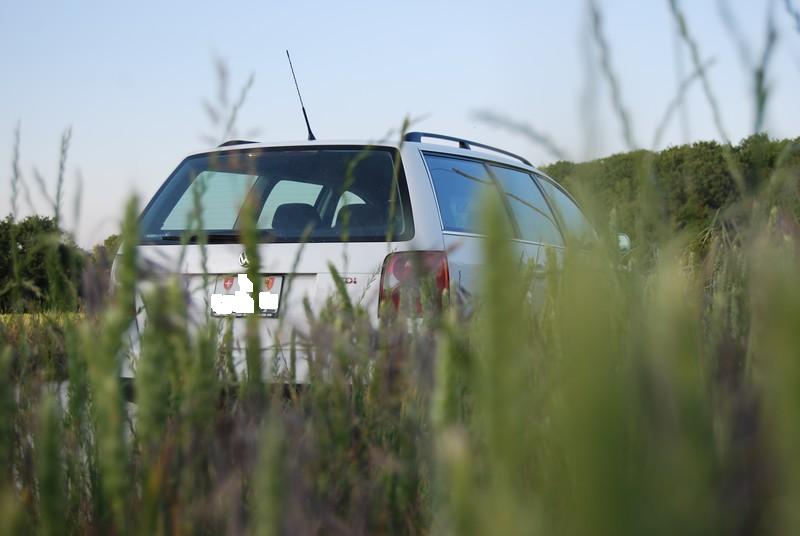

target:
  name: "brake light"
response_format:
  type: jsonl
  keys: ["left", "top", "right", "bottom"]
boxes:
{"left": 379, "top": 251, "right": 449, "bottom": 316}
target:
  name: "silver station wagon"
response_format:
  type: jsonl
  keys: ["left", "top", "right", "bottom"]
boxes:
{"left": 117, "top": 132, "right": 599, "bottom": 380}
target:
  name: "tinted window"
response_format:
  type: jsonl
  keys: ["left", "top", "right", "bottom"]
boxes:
{"left": 425, "top": 154, "right": 505, "bottom": 234}
{"left": 537, "top": 178, "right": 596, "bottom": 245}
{"left": 257, "top": 180, "right": 323, "bottom": 228}
{"left": 489, "top": 166, "right": 563, "bottom": 246}
{"left": 161, "top": 171, "right": 256, "bottom": 230}
{"left": 139, "top": 148, "right": 412, "bottom": 243}
{"left": 333, "top": 191, "right": 366, "bottom": 226}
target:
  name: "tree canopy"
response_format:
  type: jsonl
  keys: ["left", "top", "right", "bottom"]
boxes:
{"left": 541, "top": 134, "right": 800, "bottom": 245}
{"left": 0, "top": 215, "right": 84, "bottom": 313}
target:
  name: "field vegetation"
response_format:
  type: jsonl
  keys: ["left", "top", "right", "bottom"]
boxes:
{"left": 2, "top": 2, "right": 800, "bottom": 535}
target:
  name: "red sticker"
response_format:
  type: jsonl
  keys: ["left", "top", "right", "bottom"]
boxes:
{"left": 264, "top": 276, "right": 275, "bottom": 291}
{"left": 223, "top": 276, "right": 235, "bottom": 290}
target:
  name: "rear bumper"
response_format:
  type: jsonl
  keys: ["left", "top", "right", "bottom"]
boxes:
{"left": 121, "top": 334, "right": 319, "bottom": 384}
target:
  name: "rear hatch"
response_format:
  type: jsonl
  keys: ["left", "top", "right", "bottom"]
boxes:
{"left": 131, "top": 145, "right": 416, "bottom": 379}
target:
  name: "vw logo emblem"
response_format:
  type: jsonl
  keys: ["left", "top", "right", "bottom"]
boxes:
{"left": 238, "top": 251, "right": 249, "bottom": 267}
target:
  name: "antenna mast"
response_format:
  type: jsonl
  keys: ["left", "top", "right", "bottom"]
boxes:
{"left": 286, "top": 50, "right": 316, "bottom": 141}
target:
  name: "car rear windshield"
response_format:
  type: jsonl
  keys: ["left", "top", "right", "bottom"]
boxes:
{"left": 139, "top": 147, "right": 413, "bottom": 243}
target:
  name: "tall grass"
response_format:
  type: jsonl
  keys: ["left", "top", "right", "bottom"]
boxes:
{"left": 1, "top": 3, "right": 800, "bottom": 535}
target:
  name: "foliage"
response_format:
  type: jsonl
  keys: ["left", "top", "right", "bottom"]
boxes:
{"left": 0, "top": 313, "right": 81, "bottom": 379}
{"left": 0, "top": 215, "right": 84, "bottom": 313}
{"left": 0, "top": 146, "right": 797, "bottom": 533}
{"left": 2, "top": 4, "right": 800, "bottom": 532}
{"left": 89, "top": 233, "right": 120, "bottom": 267}
{"left": 541, "top": 134, "right": 800, "bottom": 249}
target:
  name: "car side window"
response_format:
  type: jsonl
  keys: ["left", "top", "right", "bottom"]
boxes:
{"left": 536, "top": 177, "right": 597, "bottom": 246}
{"left": 333, "top": 191, "right": 366, "bottom": 226}
{"left": 425, "top": 154, "right": 506, "bottom": 234}
{"left": 488, "top": 165, "right": 564, "bottom": 246}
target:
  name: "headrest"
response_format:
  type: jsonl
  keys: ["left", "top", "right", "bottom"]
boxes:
{"left": 336, "top": 204, "right": 384, "bottom": 228}
{"left": 272, "top": 203, "right": 321, "bottom": 233}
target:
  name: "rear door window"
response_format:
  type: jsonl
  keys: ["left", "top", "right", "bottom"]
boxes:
{"left": 488, "top": 165, "right": 563, "bottom": 246}
{"left": 537, "top": 177, "right": 597, "bottom": 246}
{"left": 424, "top": 154, "right": 505, "bottom": 234}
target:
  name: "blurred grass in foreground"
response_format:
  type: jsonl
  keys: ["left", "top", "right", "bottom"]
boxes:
{"left": 0, "top": 163, "right": 798, "bottom": 534}
{"left": 2, "top": 2, "right": 800, "bottom": 534}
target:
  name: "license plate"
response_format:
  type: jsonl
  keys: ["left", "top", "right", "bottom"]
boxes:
{"left": 210, "top": 274, "right": 283, "bottom": 317}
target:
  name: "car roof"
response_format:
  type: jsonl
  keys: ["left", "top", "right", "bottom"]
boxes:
{"left": 189, "top": 136, "right": 545, "bottom": 176}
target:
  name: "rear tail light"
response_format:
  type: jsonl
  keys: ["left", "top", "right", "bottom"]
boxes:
{"left": 379, "top": 251, "right": 449, "bottom": 316}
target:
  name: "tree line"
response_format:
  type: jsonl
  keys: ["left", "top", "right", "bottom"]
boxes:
{"left": 541, "top": 133, "right": 800, "bottom": 250}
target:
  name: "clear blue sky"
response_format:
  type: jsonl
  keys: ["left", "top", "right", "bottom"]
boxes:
{"left": 1, "top": 0, "right": 798, "bottom": 247}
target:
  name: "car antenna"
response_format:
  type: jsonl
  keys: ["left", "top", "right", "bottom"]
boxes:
{"left": 286, "top": 50, "right": 316, "bottom": 141}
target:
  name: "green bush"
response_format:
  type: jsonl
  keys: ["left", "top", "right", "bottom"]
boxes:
{"left": 541, "top": 134, "right": 800, "bottom": 249}
{"left": 0, "top": 216, "right": 84, "bottom": 314}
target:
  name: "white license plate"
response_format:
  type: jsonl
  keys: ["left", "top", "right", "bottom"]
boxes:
{"left": 210, "top": 274, "right": 283, "bottom": 317}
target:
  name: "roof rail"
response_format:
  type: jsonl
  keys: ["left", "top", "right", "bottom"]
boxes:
{"left": 403, "top": 131, "right": 532, "bottom": 166}
{"left": 218, "top": 139, "right": 259, "bottom": 147}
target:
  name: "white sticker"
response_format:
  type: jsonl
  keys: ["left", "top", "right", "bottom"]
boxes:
{"left": 210, "top": 274, "right": 255, "bottom": 315}
{"left": 258, "top": 291, "right": 279, "bottom": 311}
